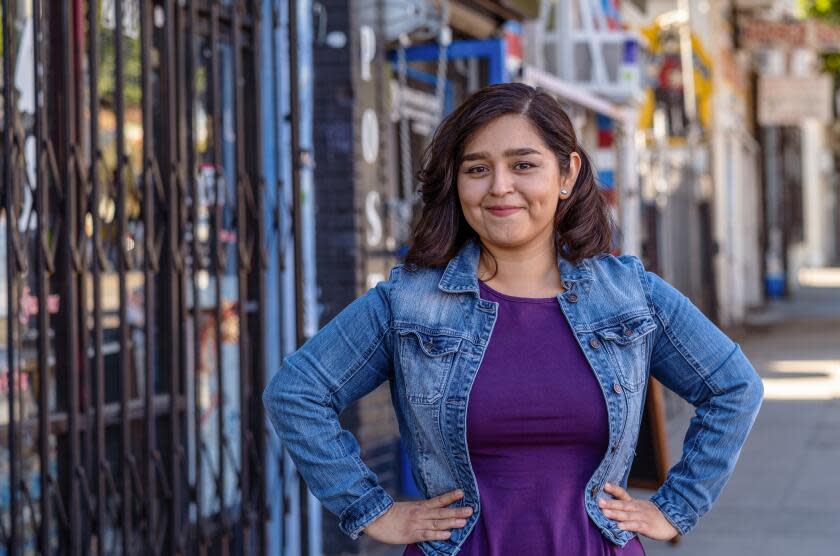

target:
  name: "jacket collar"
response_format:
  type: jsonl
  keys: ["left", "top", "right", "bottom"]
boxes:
{"left": 437, "top": 236, "right": 593, "bottom": 295}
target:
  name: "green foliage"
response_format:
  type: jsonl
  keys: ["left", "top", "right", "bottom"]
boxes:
{"left": 822, "top": 52, "right": 840, "bottom": 74}
{"left": 801, "top": 0, "right": 840, "bottom": 22}
{"left": 97, "top": 23, "right": 143, "bottom": 107}
{"left": 800, "top": 1, "right": 840, "bottom": 76}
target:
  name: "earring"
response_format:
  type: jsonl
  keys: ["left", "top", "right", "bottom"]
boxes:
{"left": 560, "top": 188, "right": 569, "bottom": 196}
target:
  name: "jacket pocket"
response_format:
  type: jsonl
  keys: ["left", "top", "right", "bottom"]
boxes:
{"left": 397, "top": 329, "right": 462, "bottom": 404}
{"left": 594, "top": 314, "right": 657, "bottom": 392}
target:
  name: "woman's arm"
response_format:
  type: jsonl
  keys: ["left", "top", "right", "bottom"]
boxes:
{"left": 262, "top": 265, "right": 402, "bottom": 539}
{"left": 640, "top": 267, "right": 764, "bottom": 536}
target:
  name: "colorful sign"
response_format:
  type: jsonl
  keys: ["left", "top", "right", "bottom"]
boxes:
{"left": 740, "top": 18, "right": 840, "bottom": 52}
{"left": 638, "top": 22, "right": 713, "bottom": 137}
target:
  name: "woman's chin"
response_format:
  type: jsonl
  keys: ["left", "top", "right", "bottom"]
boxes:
{"left": 477, "top": 233, "right": 535, "bottom": 250}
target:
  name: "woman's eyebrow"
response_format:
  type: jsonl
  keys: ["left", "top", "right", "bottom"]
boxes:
{"left": 461, "top": 147, "right": 543, "bottom": 162}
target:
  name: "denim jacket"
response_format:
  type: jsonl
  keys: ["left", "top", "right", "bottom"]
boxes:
{"left": 262, "top": 237, "right": 764, "bottom": 555}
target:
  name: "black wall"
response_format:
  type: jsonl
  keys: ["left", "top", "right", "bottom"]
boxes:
{"left": 313, "top": 1, "right": 402, "bottom": 553}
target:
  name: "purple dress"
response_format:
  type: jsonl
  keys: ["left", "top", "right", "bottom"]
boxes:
{"left": 403, "top": 280, "right": 646, "bottom": 556}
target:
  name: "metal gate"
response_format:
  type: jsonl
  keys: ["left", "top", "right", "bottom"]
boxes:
{"left": 0, "top": 1, "right": 288, "bottom": 553}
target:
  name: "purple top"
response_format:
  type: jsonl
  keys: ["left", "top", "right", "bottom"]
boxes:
{"left": 403, "top": 280, "right": 645, "bottom": 556}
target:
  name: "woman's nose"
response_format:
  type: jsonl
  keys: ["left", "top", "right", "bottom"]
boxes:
{"left": 488, "top": 167, "right": 515, "bottom": 194}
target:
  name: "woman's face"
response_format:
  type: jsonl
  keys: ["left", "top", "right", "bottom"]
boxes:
{"left": 456, "top": 114, "right": 579, "bottom": 252}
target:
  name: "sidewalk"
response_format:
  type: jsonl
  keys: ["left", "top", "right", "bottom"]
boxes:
{"left": 635, "top": 269, "right": 840, "bottom": 556}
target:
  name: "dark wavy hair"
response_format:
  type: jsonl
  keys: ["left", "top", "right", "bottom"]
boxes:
{"left": 402, "top": 82, "right": 615, "bottom": 277}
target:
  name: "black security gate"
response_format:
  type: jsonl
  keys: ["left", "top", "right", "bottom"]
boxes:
{"left": 1, "top": 1, "right": 275, "bottom": 554}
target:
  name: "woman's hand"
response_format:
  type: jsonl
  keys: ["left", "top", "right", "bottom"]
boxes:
{"left": 361, "top": 489, "right": 474, "bottom": 545}
{"left": 598, "top": 482, "right": 679, "bottom": 541}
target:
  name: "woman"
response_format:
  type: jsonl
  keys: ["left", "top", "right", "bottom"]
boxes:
{"left": 262, "top": 83, "right": 763, "bottom": 556}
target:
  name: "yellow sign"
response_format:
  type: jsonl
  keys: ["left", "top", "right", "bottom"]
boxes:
{"left": 638, "top": 22, "right": 713, "bottom": 137}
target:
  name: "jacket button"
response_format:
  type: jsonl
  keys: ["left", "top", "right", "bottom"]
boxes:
{"left": 590, "top": 485, "right": 598, "bottom": 497}
{"left": 613, "top": 383, "right": 622, "bottom": 394}
{"left": 611, "top": 442, "right": 619, "bottom": 453}
{"left": 589, "top": 337, "right": 601, "bottom": 349}
{"left": 567, "top": 293, "right": 578, "bottom": 303}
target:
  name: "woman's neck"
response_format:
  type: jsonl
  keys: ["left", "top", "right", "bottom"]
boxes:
{"left": 477, "top": 238, "right": 565, "bottom": 297}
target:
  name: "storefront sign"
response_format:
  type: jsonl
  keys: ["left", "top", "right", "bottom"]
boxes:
{"left": 757, "top": 74, "right": 833, "bottom": 125}
{"left": 741, "top": 18, "right": 840, "bottom": 52}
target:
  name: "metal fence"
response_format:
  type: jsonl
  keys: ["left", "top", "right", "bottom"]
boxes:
{"left": 0, "top": 1, "right": 284, "bottom": 553}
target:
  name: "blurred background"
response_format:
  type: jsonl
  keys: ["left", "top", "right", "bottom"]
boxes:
{"left": 1, "top": 0, "right": 838, "bottom": 555}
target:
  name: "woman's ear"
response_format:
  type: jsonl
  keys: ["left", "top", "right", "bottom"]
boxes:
{"left": 566, "top": 151, "right": 582, "bottom": 189}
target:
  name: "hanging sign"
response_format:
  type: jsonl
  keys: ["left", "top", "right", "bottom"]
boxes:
{"left": 757, "top": 74, "right": 833, "bottom": 126}
{"left": 740, "top": 18, "right": 840, "bottom": 52}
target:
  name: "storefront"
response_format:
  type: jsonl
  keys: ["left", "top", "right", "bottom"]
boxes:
{"left": 1, "top": 1, "right": 302, "bottom": 554}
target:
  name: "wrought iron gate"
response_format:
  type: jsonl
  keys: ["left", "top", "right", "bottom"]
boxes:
{"left": 1, "top": 1, "right": 282, "bottom": 553}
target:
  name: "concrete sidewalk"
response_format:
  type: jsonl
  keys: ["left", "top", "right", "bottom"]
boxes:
{"left": 635, "top": 272, "right": 840, "bottom": 556}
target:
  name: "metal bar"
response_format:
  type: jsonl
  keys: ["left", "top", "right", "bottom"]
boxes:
{"left": 287, "top": 0, "right": 307, "bottom": 545}
{"left": 32, "top": 0, "right": 54, "bottom": 552}
{"left": 87, "top": 0, "right": 109, "bottom": 549}
{"left": 183, "top": 0, "right": 208, "bottom": 550}
{"left": 139, "top": 0, "right": 159, "bottom": 551}
{"left": 160, "top": 0, "right": 183, "bottom": 552}
{"left": 288, "top": 0, "right": 303, "bottom": 360}
{"left": 1, "top": 1, "right": 21, "bottom": 552}
{"left": 248, "top": 1, "right": 268, "bottom": 552}
{"left": 74, "top": 1, "right": 95, "bottom": 548}
{"left": 174, "top": 12, "right": 193, "bottom": 544}
{"left": 112, "top": 0, "right": 136, "bottom": 551}
{"left": 270, "top": 0, "right": 285, "bottom": 271}
{"left": 58, "top": 0, "right": 83, "bottom": 552}
{"left": 174, "top": 8, "right": 193, "bottom": 550}
{"left": 209, "top": 3, "right": 231, "bottom": 553}
{"left": 231, "top": 2, "right": 252, "bottom": 550}
{"left": 385, "top": 38, "right": 508, "bottom": 84}
{"left": 269, "top": 3, "right": 289, "bottom": 552}
{"left": 10, "top": 394, "right": 188, "bottom": 436}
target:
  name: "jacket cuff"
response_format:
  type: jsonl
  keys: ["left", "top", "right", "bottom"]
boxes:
{"left": 338, "top": 485, "right": 396, "bottom": 540}
{"left": 649, "top": 485, "right": 700, "bottom": 536}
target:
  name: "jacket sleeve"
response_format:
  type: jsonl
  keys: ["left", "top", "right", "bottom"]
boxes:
{"left": 262, "top": 265, "right": 402, "bottom": 539}
{"left": 640, "top": 267, "right": 763, "bottom": 536}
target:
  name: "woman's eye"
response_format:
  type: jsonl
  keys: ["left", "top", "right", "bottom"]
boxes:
{"left": 515, "top": 162, "right": 535, "bottom": 170}
{"left": 466, "top": 166, "right": 487, "bottom": 174}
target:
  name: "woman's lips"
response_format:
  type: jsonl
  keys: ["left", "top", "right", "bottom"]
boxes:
{"left": 487, "top": 207, "right": 522, "bottom": 216}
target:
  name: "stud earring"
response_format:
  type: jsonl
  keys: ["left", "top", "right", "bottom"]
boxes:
{"left": 560, "top": 188, "right": 569, "bottom": 196}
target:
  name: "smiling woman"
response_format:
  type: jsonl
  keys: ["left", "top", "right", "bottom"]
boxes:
{"left": 403, "top": 82, "right": 615, "bottom": 282}
{"left": 263, "top": 82, "right": 763, "bottom": 556}
{"left": 456, "top": 113, "right": 586, "bottom": 288}
{"left": 395, "top": 83, "right": 654, "bottom": 556}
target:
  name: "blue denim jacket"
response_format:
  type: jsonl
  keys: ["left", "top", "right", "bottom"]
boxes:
{"left": 262, "top": 237, "right": 763, "bottom": 555}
